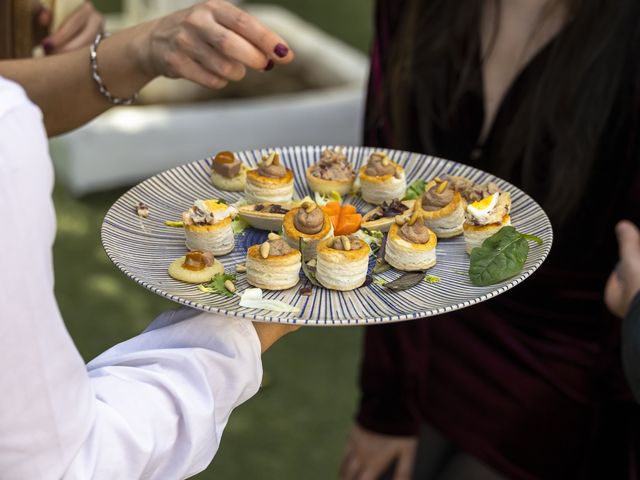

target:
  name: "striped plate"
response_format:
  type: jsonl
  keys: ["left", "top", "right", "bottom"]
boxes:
{"left": 101, "top": 146, "right": 553, "bottom": 326}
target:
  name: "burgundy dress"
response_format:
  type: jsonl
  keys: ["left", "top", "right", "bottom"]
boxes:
{"left": 356, "top": 2, "right": 640, "bottom": 479}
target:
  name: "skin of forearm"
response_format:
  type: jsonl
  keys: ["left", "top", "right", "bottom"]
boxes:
{"left": 0, "top": 21, "right": 158, "bottom": 137}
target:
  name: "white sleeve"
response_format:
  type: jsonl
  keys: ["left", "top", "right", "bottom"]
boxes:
{"left": 0, "top": 77, "right": 263, "bottom": 480}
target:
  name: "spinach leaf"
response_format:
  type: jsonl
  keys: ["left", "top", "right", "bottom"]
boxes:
{"left": 468, "top": 226, "right": 543, "bottom": 286}
{"left": 404, "top": 179, "right": 425, "bottom": 200}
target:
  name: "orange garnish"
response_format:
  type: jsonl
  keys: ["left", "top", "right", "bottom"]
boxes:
{"left": 322, "top": 202, "right": 362, "bottom": 236}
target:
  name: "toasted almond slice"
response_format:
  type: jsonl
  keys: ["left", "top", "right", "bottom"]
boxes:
{"left": 305, "top": 203, "right": 317, "bottom": 213}
{"left": 268, "top": 232, "right": 281, "bottom": 241}
{"left": 260, "top": 242, "right": 270, "bottom": 259}
{"left": 395, "top": 215, "right": 407, "bottom": 226}
{"left": 436, "top": 180, "right": 449, "bottom": 193}
{"left": 342, "top": 236, "right": 351, "bottom": 251}
{"left": 224, "top": 280, "right": 236, "bottom": 293}
{"left": 425, "top": 180, "right": 437, "bottom": 192}
{"left": 235, "top": 264, "right": 247, "bottom": 273}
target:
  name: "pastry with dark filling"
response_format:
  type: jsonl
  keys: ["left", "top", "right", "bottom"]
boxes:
{"left": 306, "top": 148, "right": 356, "bottom": 196}
{"left": 245, "top": 152, "right": 294, "bottom": 203}
{"left": 359, "top": 152, "right": 406, "bottom": 205}
{"left": 316, "top": 235, "right": 370, "bottom": 290}
{"left": 420, "top": 178, "right": 466, "bottom": 238}
{"left": 182, "top": 200, "right": 237, "bottom": 255}
{"left": 385, "top": 201, "right": 437, "bottom": 271}
{"left": 282, "top": 201, "right": 334, "bottom": 259}
{"left": 246, "top": 235, "right": 302, "bottom": 290}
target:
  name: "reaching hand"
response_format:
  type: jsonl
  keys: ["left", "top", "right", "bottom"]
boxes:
{"left": 340, "top": 424, "right": 418, "bottom": 480}
{"left": 41, "top": 2, "right": 105, "bottom": 55}
{"left": 136, "top": 0, "right": 294, "bottom": 90}
{"left": 605, "top": 220, "right": 640, "bottom": 318}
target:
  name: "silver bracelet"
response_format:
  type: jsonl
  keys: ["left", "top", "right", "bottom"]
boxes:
{"left": 90, "top": 33, "right": 138, "bottom": 106}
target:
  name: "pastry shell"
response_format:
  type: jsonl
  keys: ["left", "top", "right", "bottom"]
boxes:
{"left": 385, "top": 223, "right": 437, "bottom": 271}
{"left": 422, "top": 192, "right": 466, "bottom": 238}
{"left": 282, "top": 208, "right": 334, "bottom": 259}
{"left": 245, "top": 245, "right": 302, "bottom": 290}
{"left": 305, "top": 166, "right": 354, "bottom": 196}
{"left": 245, "top": 169, "right": 295, "bottom": 203}
{"left": 315, "top": 238, "right": 370, "bottom": 290}
{"left": 184, "top": 216, "right": 235, "bottom": 255}
{"left": 463, "top": 214, "right": 511, "bottom": 254}
{"left": 359, "top": 164, "right": 407, "bottom": 205}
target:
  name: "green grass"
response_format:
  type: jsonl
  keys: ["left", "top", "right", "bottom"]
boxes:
{"left": 53, "top": 1, "right": 373, "bottom": 478}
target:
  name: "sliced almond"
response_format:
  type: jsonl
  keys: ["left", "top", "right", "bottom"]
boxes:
{"left": 305, "top": 203, "right": 317, "bottom": 213}
{"left": 409, "top": 209, "right": 422, "bottom": 226}
{"left": 264, "top": 156, "right": 273, "bottom": 167}
{"left": 342, "top": 236, "right": 352, "bottom": 251}
{"left": 425, "top": 180, "right": 437, "bottom": 192}
{"left": 260, "top": 241, "right": 270, "bottom": 259}
{"left": 235, "top": 264, "right": 247, "bottom": 273}
{"left": 381, "top": 156, "right": 390, "bottom": 167}
{"left": 224, "top": 280, "right": 236, "bottom": 293}
{"left": 306, "top": 258, "right": 317, "bottom": 268}
{"left": 434, "top": 176, "right": 442, "bottom": 183}
{"left": 267, "top": 232, "right": 281, "bottom": 241}
{"left": 436, "top": 180, "right": 449, "bottom": 193}
{"left": 395, "top": 215, "right": 407, "bottom": 226}
{"left": 394, "top": 167, "right": 403, "bottom": 179}
{"left": 272, "top": 152, "right": 280, "bottom": 166}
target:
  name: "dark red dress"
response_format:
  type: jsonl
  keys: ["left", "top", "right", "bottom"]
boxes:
{"left": 356, "top": 2, "right": 640, "bottom": 479}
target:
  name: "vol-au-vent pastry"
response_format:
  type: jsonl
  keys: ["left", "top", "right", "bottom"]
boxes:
{"left": 282, "top": 201, "right": 334, "bottom": 259}
{"left": 316, "top": 235, "right": 370, "bottom": 291}
{"left": 385, "top": 207, "right": 438, "bottom": 271}
{"left": 359, "top": 152, "right": 406, "bottom": 205}
{"left": 210, "top": 151, "right": 247, "bottom": 191}
{"left": 245, "top": 152, "right": 294, "bottom": 203}
{"left": 168, "top": 250, "right": 224, "bottom": 284}
{"left": 246, "top": 234, "right": 302, "bottom": 290}
{"left": 182, "top": 199, "right": 237, "bottom": 255}
{"left": 463, "top": 191, "right": 512, "bottom": 254}
{"left": 306, "top": 148, "right": 356, "bottom": 196}
{"left": 421, "top": 178, "right": 466, "bottom": 238}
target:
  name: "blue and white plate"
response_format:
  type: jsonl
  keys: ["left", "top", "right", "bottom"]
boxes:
{"left": 101, "top": 146, "right": 553, "bottom": 326}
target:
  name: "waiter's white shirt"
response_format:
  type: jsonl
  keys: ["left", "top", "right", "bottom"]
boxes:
{"left": 0, "top": 77, "right": 263, "bottom": 480}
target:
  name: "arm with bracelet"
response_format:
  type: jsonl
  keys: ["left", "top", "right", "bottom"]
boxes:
{"left": 0, "top": 0, "right": 294, "bottom": 136}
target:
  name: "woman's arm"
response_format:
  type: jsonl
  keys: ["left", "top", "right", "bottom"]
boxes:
{"left": 0, "top": 0, "right": 293, "bottom": 136}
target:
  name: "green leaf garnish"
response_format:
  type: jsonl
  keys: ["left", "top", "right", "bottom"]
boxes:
{"left": 199, "top": 272, "right": 237, "bottom": 297}
{"left": 468, "top": 226, "right": 543, "bottom": 286}
{"left": 165, "top": 221, "right": 184, "bottom": 228}
{"left": 232, "top": 216, "right": 250, "bottom": 235}
{"left": 404, "top": 179, "right": 425, "bottom": 200}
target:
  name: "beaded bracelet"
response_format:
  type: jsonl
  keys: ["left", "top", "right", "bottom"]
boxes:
{"left": 90, "top": 33, "right": 138, "bottom": 106}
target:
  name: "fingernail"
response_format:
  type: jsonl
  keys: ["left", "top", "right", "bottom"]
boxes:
{"left": 264, "top": 59, "right": 274, "bottom": 71}
{"left": 274, "top": 43, "right": 289, "bottom": 58}
{"left": 42, "top": 41, "right": 54, "bottom": 55}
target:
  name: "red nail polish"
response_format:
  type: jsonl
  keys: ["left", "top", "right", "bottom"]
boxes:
{"left": 264, "top": 59, "right": 274, "bottom": 71}
{"left": 274, "top": 43, "right": 289, "bottom": 58}
{"left": 42, "top": 41, "right": 54, "bottom": 55}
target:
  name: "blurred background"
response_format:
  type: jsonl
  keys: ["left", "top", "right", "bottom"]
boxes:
{"left": 53, "top": 1, "right": 373, "bottom": 478}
